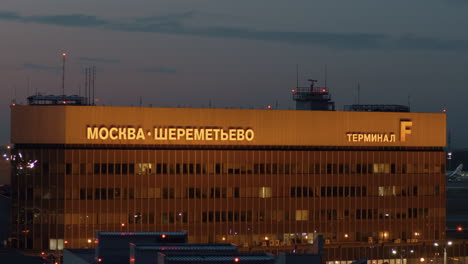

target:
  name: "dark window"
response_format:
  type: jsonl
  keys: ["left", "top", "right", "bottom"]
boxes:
{"left": 66, "top": 163, "right": 72, "bottom": 175}
{"left": 100, "top": 188, "right": 107, "bottom": 200}
{"left": 108, "top": 188, "right": 114, "bottom": 200}
{"left": 234, "top": 187, "right": 240, "bottom": 198}
{"left": 215, "top": 163, "right": 222, "bottom": 174}
{"left": 362, "top": 164, "right": 368, "bottom": 174}
{"left": 356, "top": 164, "right": 362, "bottom": 173}
{"left": 87, "top": 188, "right": 93, "bottom": 200}
{"left": 80, "top": 189, "right": 86, "bottom": 200}
{"left": 94, "top": 164, "right": 100, "bottom": 174}
{"left": 188, "top": 188, "right": 195, "bottom": 198}
{"left": 101, "top": 163, "right": 107, "bottom": 174}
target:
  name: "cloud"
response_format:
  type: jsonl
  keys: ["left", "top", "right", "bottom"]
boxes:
{"left": 1, "top": 10, "right": 467, "bottom": 51}
{"left": 79, "top": 57, "right": 121, "bottom": 64}
{"left": 0, "top": 11, "right": 107, "bottom": 27}
{"left": 137, "top": 67, "right": 176, "bottom": 74}
{"left": 21, "top": 63, "right": 60, "bottom": 72}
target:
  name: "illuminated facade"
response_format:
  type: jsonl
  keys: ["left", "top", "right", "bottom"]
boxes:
{"left": 10, "top": 105, "right": 446, "bottom": 261}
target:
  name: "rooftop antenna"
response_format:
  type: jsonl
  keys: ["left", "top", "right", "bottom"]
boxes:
{"left": 85, "top": 68, "right": 88, "bottom": 104}
{"left": 357, "top": 81, "right": 361, "bottom": 105}
{"left": 92, "top": 66, "right": 96, "bottom": 105}
{"left": 26, "top": 76, "right": 30, "bottom": 97}
{"left": 324, "top": 64, "right": 327, "bottom": 89}
{"left": 61, "top": 52, "right": 67, "bottom": 96}
{"left": 14, "top": 85, "right": 17, "bottom": 104}
{"left": 296, "top": 64, "right": 299, "bottom": 88}
{"left": 88, "top": 67, "right": 92, "bottom": 105}
{"left": 139, "top": 96, "right": 143, "bottom": 107}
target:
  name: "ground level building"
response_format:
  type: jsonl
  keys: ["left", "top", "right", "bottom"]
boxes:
{"left": 10, "top": 105, "right": 446, "bottom": 261}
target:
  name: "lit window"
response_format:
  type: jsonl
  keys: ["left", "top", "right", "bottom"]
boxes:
{"left": 378, "top": 186, "right": 396, "bottom": 196}
{"left": 137, "top": 163, "right": 152, "bottom": 175}
{"left": 373, "top": 163, "right": 390, "bottom": 173}
{"left": 259, "top": 187, "right": 272, "bottom": 198}
{"left": 296, "top": 210, "right": 309, "bottom": 221}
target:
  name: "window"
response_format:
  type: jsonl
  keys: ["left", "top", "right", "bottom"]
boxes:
{"left": 373, "top": 163, "right": 390, "bottom": 173}
{"left": 259, "top": 187, "right": 272, "bottom": 198}
{"left": 378, "top": 186, "right": 396, "bottom": 196}
{"left": 234, "top": 187, "right": 240, "bottom": 198}
{"left": 296, "top": 210, "right": 309, "bottom": 221}
{"left": 137, "top": 163, "right": 152, "bottom": 175}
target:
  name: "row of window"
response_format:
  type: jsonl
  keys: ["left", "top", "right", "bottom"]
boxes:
{"left": 125, "top": 207, "right": 434, "bottom": 225}
{"left": 74, "top": 186, "right": 369, "bottom": 200}
{"left": 60, "top": 162, "right": 446, "bottom": 175}
{"left": 20, "top": 184, "right": 439, "bottom": 201}
{"left": 18, "top": 206, "right": 437, "bottom": 226}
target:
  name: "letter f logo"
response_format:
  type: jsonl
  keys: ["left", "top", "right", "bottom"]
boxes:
{"left": 400, "top": 120, "right": 413, "bottom": 142}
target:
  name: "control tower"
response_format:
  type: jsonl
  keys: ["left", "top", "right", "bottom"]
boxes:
{"left": 292, "top": 79, "right": 335, "bottom": 111}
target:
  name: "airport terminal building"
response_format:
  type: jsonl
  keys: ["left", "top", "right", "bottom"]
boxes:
{"left": 10, "top": 104, "right": 446, "bottom": 260}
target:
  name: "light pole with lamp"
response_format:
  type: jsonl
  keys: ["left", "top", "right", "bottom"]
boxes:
{"left": 434, "top": 241, "right": 452, "bottom": 264}
{"left": 392, "top": 248, "right": 414, "bottom": 264}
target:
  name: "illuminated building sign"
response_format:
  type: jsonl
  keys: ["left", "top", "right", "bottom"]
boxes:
{"left": 86, "top": 126, "right": 255, "bottom": 142}
{"left": 346, "top": 120, "right": 413, "bottom": 143}
{"left": 346, "top": 133, "right": 396, "bottom": 143}
{"left": 400, "top": 120, "right": 413, "bottom": 142}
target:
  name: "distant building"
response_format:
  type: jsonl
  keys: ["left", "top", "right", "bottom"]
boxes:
{"left": 0, "top": 149, "right": 11, "bottom": 185}
{"left": 10, "top": 102, "right": 446, "bottom": 262}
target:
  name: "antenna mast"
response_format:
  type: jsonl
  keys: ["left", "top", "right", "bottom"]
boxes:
{"left": 61, "top": 52, "right": 67, "bottom": 96}
{"left": 296, "top": 64, "right": 299, "bottom": 88}
{"left": 92, "top": 66, "right": 96, "bottom": 105}
{"left": 324, "top": 64, "right": 327, "bottom": 89}
{"left": 357, "top": 81, "right": 360, "bottom": 105}
{"left": 85, "top": 68, "right": 88, "bottom": 105}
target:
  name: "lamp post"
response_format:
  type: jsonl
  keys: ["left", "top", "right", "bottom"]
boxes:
{"left": 434, "top": 241, "right": 452, "bottom": 264}
{"left": 392, "top": 248, "right": 414, "bottom": 264}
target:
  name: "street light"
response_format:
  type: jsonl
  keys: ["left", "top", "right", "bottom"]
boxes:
{"left": 392, "top": 248, "right": 414, "bottom": 264}
{"left": 392, "top": 249, "right": 403, "bottom": 264}
{"left": 434, "top": 241, "right": 452, "bottom": 264}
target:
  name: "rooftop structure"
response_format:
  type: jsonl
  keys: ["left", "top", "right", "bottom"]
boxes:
{"left": 26, "top": 95, "right": 89, "bottom": 105}
{"left": 292, "top": 79, "right": 335, "bottom": 111}
{"left": 344, "top": 104, "right": 410, "bottom": 112}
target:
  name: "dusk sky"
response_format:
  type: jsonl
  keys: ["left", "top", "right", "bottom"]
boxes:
{"left": 1, "top": 0, "right": 467, "bottom": 148}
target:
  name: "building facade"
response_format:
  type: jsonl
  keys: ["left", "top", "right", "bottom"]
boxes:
{"left": 10, "top": 105, "right": 446, "bottom": 261}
